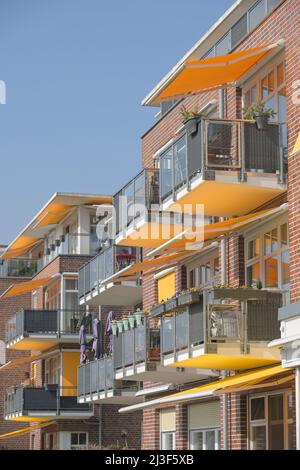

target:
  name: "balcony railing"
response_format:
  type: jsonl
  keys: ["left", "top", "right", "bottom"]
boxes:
{"left": 79, "top": 245, "right": 141, "bottom": 299}
{"left": 159, "top": 118, "right": 287, "bottom": 202}
{"left": 0, "top": 258, "right": 38, "bottom": 278}
{"left": 78, "top": 356, "right": 114, "bottom": 396}
{"left": 5, "top": 385, "right": 91, "bottom": 418}
{"left": 160, "top": 288, "right": 283, "bottom": 357}
{"left": 113, "top": 319, "right": 160, "bottom": 370}
{"left": 114, "top": 169, "right": 160, "bottom": 238}
{"left": 5, "top": 309, "right": 92, "bottom": 346}
{"left": 45, "top": 232, "right": 103, "bottom": 261}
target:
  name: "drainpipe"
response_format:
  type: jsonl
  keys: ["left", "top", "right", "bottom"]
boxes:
{"left": 219, "top": 87, "right": 229, "bottom": 450}
{"left": 296, "top": 367, "right": 300, "bottom": 450}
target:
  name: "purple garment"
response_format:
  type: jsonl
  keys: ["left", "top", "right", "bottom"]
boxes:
{"left": 79, "top": 325, "right": 87, "bottom": 363}
{"left": 92, "top": 318, "right": 101, "bottom": 360}
{"left": 105, "top": 311, "right": 114, "bottom": 354}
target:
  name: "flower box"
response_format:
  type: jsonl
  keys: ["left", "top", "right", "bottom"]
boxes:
{"left": 150, "top": 303, "right": 166, "bottom": 317}
{"left": 165, "top": 297, "right": 178, "bottom": 313}
{"left": 178, "top": 291, "right": 200, "bottom": 306}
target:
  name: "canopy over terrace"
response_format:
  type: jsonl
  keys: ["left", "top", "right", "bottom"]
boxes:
{"left": 1, "top": 192, "right": 112, "bottom": 259}
{"left": 143, "top": 40, "right": 284, "bottom": 106}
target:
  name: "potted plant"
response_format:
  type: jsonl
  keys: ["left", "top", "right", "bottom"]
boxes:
{"left": 180, "top": 105, "right": 202, "bottom": 136}
{"left": 117, "top": 319, "right": 124, "bottom": 334}
{"left": 134, "top": 309, "right": 144, "bottom": 326}
{"left": 243, "top": 98, "right": 276, "bottom": 131}
{"left": 256, "top": 279, "right": 263, "bottom": 290}
{"left": 128, "top": 313, "right": 135, "bottom": 329}
{"left": 122, "top": 315, "right": 129, "bottom": 331}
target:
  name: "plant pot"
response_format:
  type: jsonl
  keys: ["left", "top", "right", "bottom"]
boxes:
{"left": 123, "top": 318, "right": 129, "bottom": 331}
{"left": 178, "top": 291, "right": 200, "bottom": 306}
{"left": 117, "top": 320, "right": 124, "bottom": 334}
{"left": 255, "top": 115, "right": 269, "bottom": 131}
{"left": 184, "top": 117, "right": 198, "bottom": 136}
{"left": 165, "top": 297, "right": 178, "bottom": 313}
{"left": 128, "top": 316, "right": 135, "bottom": 329}
{"left": 150, "top": 303, "right": 166, "bottom": 317}
{"left": 134, "top": 311, "right": 144, "bottom": 327}
{"left": 111, "top": 322, "right": 118, "bottom": 336}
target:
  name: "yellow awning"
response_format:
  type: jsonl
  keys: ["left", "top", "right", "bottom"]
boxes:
{"left": 0, "top": 276, "right": 56, "bottom": 299}
{"left": 119, "top": 365, "right": 292, "bottom": 413}
{"left": 152, "top": 41, "right": 283, "bottom": 105}
{"left": 0, "top": 354, "right": 43, "bottom": 371}
{"left": 1, "top": 192, "right": 112, "bottom": 259}
{"left": 170, "top": 354, "right": 280, "bottom": 371}
{"left": 148, "top": 205, "right": 287, "bottom": 256}
{"left": 107, "top": 251, "right": 192, "bottom": 282}
{"left": 0, "top": 421, "right": 55, "bottom": 439}
{"left": 291, "top": 133, "right": 300, "bottom": 156}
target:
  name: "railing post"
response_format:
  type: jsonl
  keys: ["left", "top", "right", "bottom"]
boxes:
{"left": 174, "top": 311, "right": 177, "bottom": 361}
{"left": 203, "top": 291, "right": 208, "bottom": 353}
{"left": 239, "top": 121, "right": 246, "bottom": 182}
{"left": 172, "top": 144, "right": 176, "bottom": 202}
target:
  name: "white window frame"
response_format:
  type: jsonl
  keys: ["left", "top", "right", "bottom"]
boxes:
{"left": 189, "top": 427, "right": 220, "bottom": 450}
{"left": 70, "top": 432, "right": 88, "bottom": 450}
{"left": 244, "top": 214, "right": 289, "bottom": 291}
{"left": 248, "top": 390, "right": 293, "bottom": 450}
{"left": 160, "top": 431, "right": 176, "bottom": 450}
{"left": 242, "top": 52, "right": 286, "bottom": 122}
{"left": 187, "top": 250, "right": 219, "bottom": 289}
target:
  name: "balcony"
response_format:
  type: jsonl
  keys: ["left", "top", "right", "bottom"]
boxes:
{"left": 113, "top": 317, "right": 213, "bottom": 383}
{"left": 79, "top": 245, "right": 142, "bottom": 307}
{"left": 45, "top": 232, "right": 103, "bottom": 260}
{"left": 5, "top": 385, "right": 92, "bottom": 421}
{"left": 5, "top": 309, "right": 92, "bottom": 351}
{"left": 159, "top": 118, "right": 287, "bottom": 217}
{"left": 114, "top": 169, "right": 190, "bottom": 248}
{"left": 77, "top": 356, "right": 142, "bottom": 404}
{"left": 160, "top": 287, "right": 283, "bottom": 369}
{"left": 0, "top": 258, "right": 38, "bottom": 278}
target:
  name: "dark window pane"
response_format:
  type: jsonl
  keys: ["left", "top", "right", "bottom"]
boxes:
{"left": 249, "top": 0, "right": 266, "bottom": 30}
{"left": 231, "top": 14, "right": 248, "bottom": 48}
{"left": 251, "top": 397, "right": 265, "bottom": 420}
{"left": 71, "top": 433, "right": 78, "bottom": 445}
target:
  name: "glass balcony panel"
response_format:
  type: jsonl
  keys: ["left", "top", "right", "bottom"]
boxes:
{"left": 135, "top": 324, "right": 146, "bottom": 363}
{"left": 174, "top": 136, "right": 187, "bottom": 188}
{"left": 90, "top": 257, "right": 98, "bottom": 291}
{"left": 175, "top": 310, "right": 189, "bottom": 349}
{"left": 162, "top": 316, "right": 175, "bottom": 354}
{"left": 208, "top": 306, "right": 240, "bottom": 341}
{"left": 98, "top": 359, "right": 105, "bottom": 391}
{"left": 106, "top": 357, "right": 114, "bottom": 389}
{"left": 189, "top": 301, "right": 204, "bottom": 345}
{"left": 123, "top": 329, "right": 134, "bottom": 366}
{"left": 113, "top": 334, "right": 123, "bottom": 369}
{"left": 160, "top": 147, "right": 173, "bottom": 199}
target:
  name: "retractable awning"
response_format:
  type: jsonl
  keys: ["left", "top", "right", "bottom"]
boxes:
{"left": 119, "top": 365, "right": 292, "bottom": 414}
{"left": 0, "top": 275, "right": 57, "bottom": 299}
{"left": 0, "top": 354, "right": 43, "bottom": 371}
{"left": 0, "top": 421, "right": 55, "bottom": 439}
{"left": 169, "top": 354, "right": 279, "bottom": 371}
{"left": 148, "top": 205, "right": 287, "bottom": 257}
{"left": 149, "top": 40, "right": 284, "bottom": 105}
{"left": 292, "top": 133, "right": 300, "bottom": 156}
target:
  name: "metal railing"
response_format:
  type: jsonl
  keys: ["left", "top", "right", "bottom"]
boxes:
{"left": 113, "top": 319, "right": 160, "bottom": 370}
{"left": 5, "top": 385, "right": 91, "bottom": 416}
{"left": 5, "top": 309, "right": 92, "bottom": 345}
{"left": 78, "top": 356, "right": 114, "bottom": 396}
{"left": 79, "top": 245, "right": 141, "bottom": 298}
{"left": 114, "top": 169, "right": 160, "bottom": 237}
{"left": 46, "top": 233, "right": 102, "bottom": 260}
{"left": 160, "top": 288, "right": 283, "bottom": 357}
{"left": 159, "top": 118, "right": 287, "bottom": 201}
{"left": 0, "top": 258, "right": 38, "bottom": 278}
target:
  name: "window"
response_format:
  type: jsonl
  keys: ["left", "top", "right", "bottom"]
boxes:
{"left": 249, "top": 391, "right": 294, "bottom": 450}
{"left": 70, "top": 432, "right": 88, "bottom": 450}
{"left": 187, "top": 253, "right": 219, "bottom": 290}
{"left": 159, "top": 136, "right": 187, "bottom": 199}
{"left": 44, "top": 354, "right": 61, "bottom": 385}
{"left": 243, "top": 55, "right": 287, "bottom": 146}
{"left": 44, "top": 433, "right": 58, "bottom": 450}
{"left": 44, "top": 279, "right": 61, "bottom": 310}
{"left": 161, "top": 431, "right": 175, "bottom": 450}
{"left": 231, "top": 13, "right": 247, "bottom": 48}
{"left": 245, "top": 218, "right": 289, "bottom": 291}
{"left": 0, "top": 340, "right": 6, "bottom": 365}
{"left": 249, "top": 0, "right": 266, "bottom": 31}
{"left": 190, "top": 428, "right": 220, "bottom": 450}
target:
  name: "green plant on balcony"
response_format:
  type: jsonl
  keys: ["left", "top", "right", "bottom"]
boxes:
{"left": 180, "top": 105, "right": 203, "bottom": 135}
{"left": 243, "top": 98, "right": 276, "bottom": 130}
{"left": 128, "top": 313, "right": 136, "bottom": 329}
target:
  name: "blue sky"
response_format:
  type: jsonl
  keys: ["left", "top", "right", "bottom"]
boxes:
{"left": 0, "top": 0, "right": 233, "bottom": 244}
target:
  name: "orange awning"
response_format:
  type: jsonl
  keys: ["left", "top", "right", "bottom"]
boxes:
{"left": 152, "top": 41, "right": 283, "bottom": 105}
{"left": 291, "top": 133, "right": 300, "bottom": 156}
{"left": 0, "top": 276, "right": 56, "bottom": 299}
{"left": 0, "top": 354, "right": 43, "bottom": 371}
{"left": 0, "top": 421, "right": 55, "bottom": 439}
{"left": 147, "top": 205, "right": 287, "bottom": 256}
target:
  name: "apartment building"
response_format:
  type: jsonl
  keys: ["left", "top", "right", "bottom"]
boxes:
{"left": 0, "top": 192, "right": 142, "bottom": 449}
{"left": 77, "top": 0, "right": 299, "bottom": 451}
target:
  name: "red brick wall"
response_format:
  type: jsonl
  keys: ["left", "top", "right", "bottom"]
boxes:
{"left": 0, "top": 277, "right": 32, "bottom": 450}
